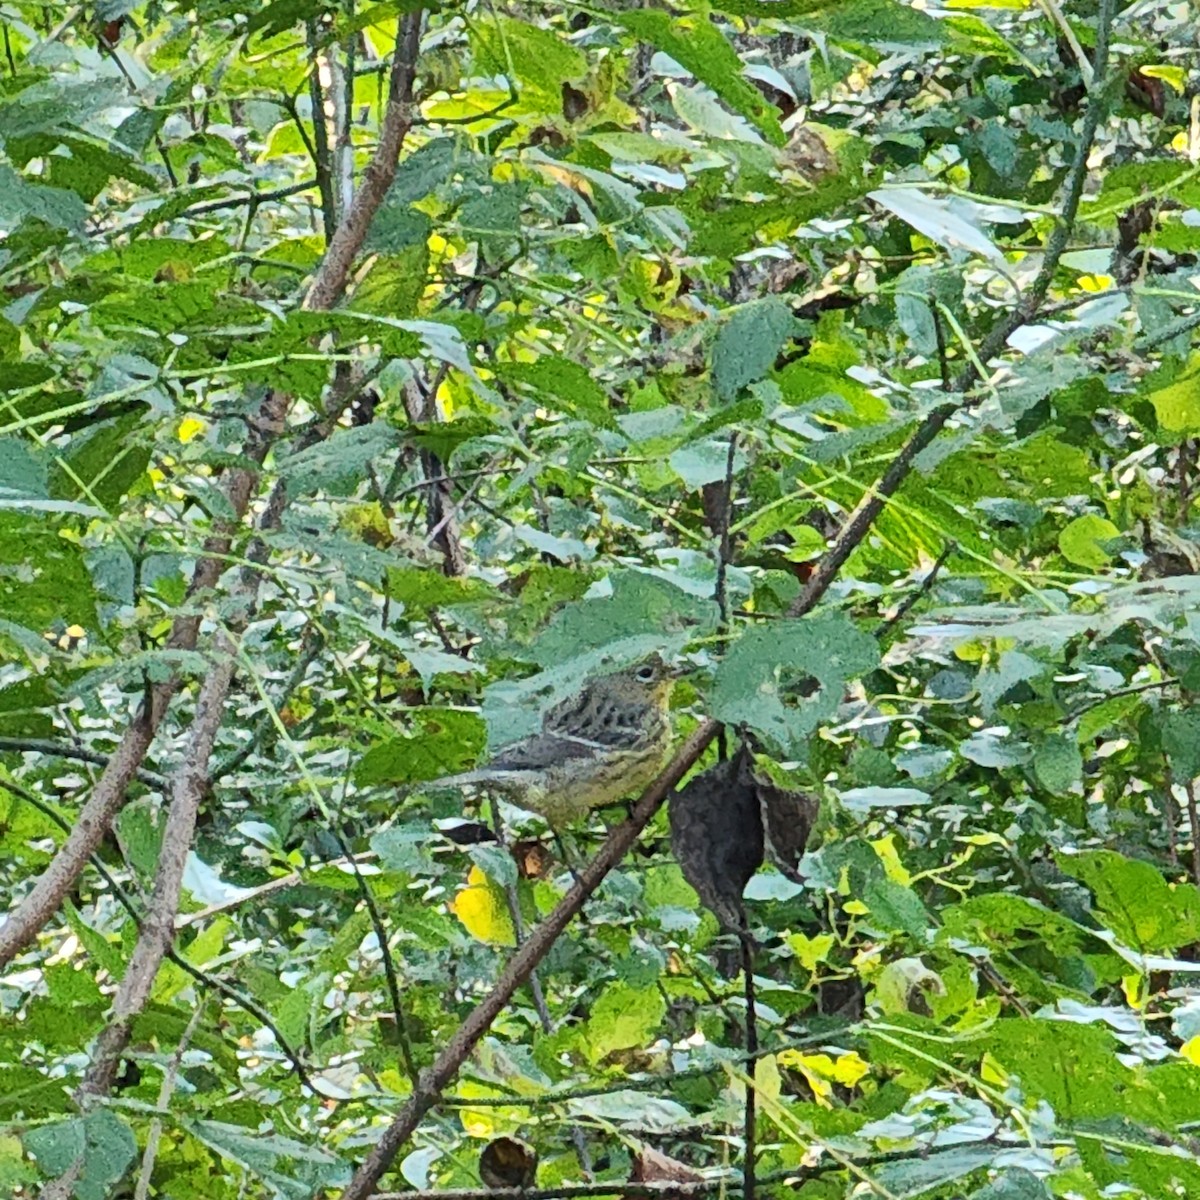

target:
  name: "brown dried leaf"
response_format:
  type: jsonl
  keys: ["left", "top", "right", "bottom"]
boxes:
{"left": 631, "top": 1146, "right": 703, "bottom": 1187}
{"left": 479, "top": 1137, "right": 537, "bottom": 1190}
{"left": 669, "top": 754, "right": 763, "bottom": 932}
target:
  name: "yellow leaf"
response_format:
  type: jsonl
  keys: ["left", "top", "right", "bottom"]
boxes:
{"left": 756, "top": 1053, "right": 781, "bottom": 1102}
{"left": 1141, "top": 64, "right": 1186, "bottom": 94}
{"left": 1078, "top": 273, "right": 1113, "bottom": 293}
{"left": 844, "top": 899, "right": 868, "bottom": 916}
{"left": 1181, "top": 1036, "right": 1200, "bottom": 1066}
{"left": 178, "top": 416, "right": 206, "bottom": 444}
{"left": 957, "top": 832, "right": 1008, "bottom": 848}
{"left": 1121, "top": 973, "right": 1146, "bottom": 1010}
{"left": 789, "top": 931, "right": 835, "bottom": 971}
{"left": 776, "top": 1050, "right": 866, "bottom": 1107}
{"left": 460, "top": 1107, "right": 500, "bottom": 1138}
{"left": 870, "top": 834, "right": 912, "bottom": 885}
{"left": 829, "top": 1051, "right": 869, "bottom": 1088}
{"left": 980, "top": 1052, "right": 1008, "bottom": 1087}
{"left": 450, "top": 866, "right": 515, "bottom": 946}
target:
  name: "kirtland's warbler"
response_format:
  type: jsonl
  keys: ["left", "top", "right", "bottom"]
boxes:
{"left": 435, "top": 655, "right": 681, "bottom": 825}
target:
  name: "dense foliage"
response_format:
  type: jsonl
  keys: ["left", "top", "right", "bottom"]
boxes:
{"left": 4, "top": 0, "right": 1200, "bottom": 1197}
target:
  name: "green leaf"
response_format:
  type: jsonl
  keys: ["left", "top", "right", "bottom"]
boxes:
{"left": 585, "top": 983, "right": 665, "bottom": 1063}
{"left": 48, "top": 407, "right": 151, "bottom": 512}
{"left": 0, "top": 515, "right": 98, "bottom": 630}
{"left": 985, "top": 1018, "right": 1163, "bottom": 1123}
{"left": 1163, "top": 709, "right": 1200, "bottom": 779}
{"left": 1059, "top": 849, "right": 1200, "bottom": 953}
{"left": 355, "top": 709, "right": 488, "bottom": 786}
{"left": 808, "top": 0, "right": 948, "bottom": 50}
{"left": 185, "top": 1119, "right": 350, "bottom": 1200}
{"left": 711, "top": 615, "right": 879, "bottom": 757}
{"left": 712, "top": 297, "right": 796, "bottom": 401}
{"left": 669, "top": 437, "right": 744, "bottom": 488}
{"left": 615, "top": 11, "right": 785, "bottom": 147}
{"left": 26, "top": 1111, "right": 137, "bottom": 1200}
{"left": 0, "top": 436, "right": 48, "bottom": 500}
{"left": 384, "top": 566, "right": 499, "bottom": 613}
{"left": 1033, "top": 734, "right": 1083, "bottom": 794}
{"left": 939, "top": 893, "right": 1083, "bottom": 958}
{"left": 1148, "top": 368, "right": 1200, "bottom": 438}
{"left": 499, "top": 357, "right": 615, "bottom": 429}
{"left": 970, "top": 1169, "right": 1052, "bottom": 1200}
{"left": 1058, "top": 514, "right": 1121, "bottom": 568}
{"left": 471, "top": 15, "right": 586, "bottom": 103}
{"left": 277, "top": 423, "right": 402, "bottom": 495}
{"left": 0, "top": 166, "right": 87, "bottom": 231}
{"left": 874, "top": 1146, "right": 1008, "bottom": 1195}
{"left": 525, "top": 572, "right": 719, "bottom": 670}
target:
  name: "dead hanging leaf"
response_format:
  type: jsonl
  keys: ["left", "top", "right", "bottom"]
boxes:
{"left": 669, "top": 753, "right": 763, "bottom": 932}
{"left": 630, "top": 1146, "right": 703, "bottom": 1200}
{"left": 671, "top": 740, "right": 819, "bottom": 930}
{"left": 479, "top": 1136, "right": 537, "bottom": 1190}
{"left": 747, "top": 755, "right": 818, "bottom": 885}
{"left": 1126, "top": 69, "right": 1166, "bottom": 118}
{"left": 441, "top": 820, "right": 496, "bottom": 846}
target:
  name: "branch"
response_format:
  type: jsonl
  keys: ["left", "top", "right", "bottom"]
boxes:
{"left": 0, "top": 738, "right": 167, "bottom": 788}
{"left": 335, "top": 10, "right": 1117, "bottom": 1194}
{"left": 182, "top": 178, "right": 318, "bottom": 218}
{"left": 76, "top": 647, "right": 236, "bottom": 1103}
{"left": 0, "top": 389, "right": 289, "bottom": 969}
{"left": 787, "top": 13, "right": 1112, "bottom": 621}
{"left": 304, "top": 12, "right": 424, "bottom": 312}
{"left": 338, "top": 719, "right": 717, "bottom": 1200}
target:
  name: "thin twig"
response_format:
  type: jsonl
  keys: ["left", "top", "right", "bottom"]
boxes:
{"left": 0, "top": 776, "right": 317, "bottom": 1089}
{"left": 134, "top": 996, "right": 209, "bottom": 1200}
{"left": 208, "top": 631, "right": 325, "bottom": 781}
{"left": 1186, "top": 779, "right": 1200, "bottom": 887}
{"left": 740, "top": 927, "right": 757, "bottom": 1200}
{"left": 182, "top": 178, "right": 319, "bottom": 218}
{"left": 337, "top": 828, "right": 421, "bottom": 1088}
{"left": 307, "top": 18, "right": 338, "bottom": 239}
{"left": 0, "top": 738, "right": 167, "bottom": 788}
{"left": 0, "top": 389, "right": 290, "bottom": 969}
{"left": 877, "top": 542, "right": 956, "bottom": 634}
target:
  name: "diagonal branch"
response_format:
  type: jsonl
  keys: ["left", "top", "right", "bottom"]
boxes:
{"left": 335, "top": 6, "right": 1117, "bottom": 1194}
{"left": 75, "top": 644, "right": 236, "bottom": 1103}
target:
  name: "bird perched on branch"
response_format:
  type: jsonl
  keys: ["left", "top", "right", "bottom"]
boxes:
{"left": 433, "top": 654, "right": 682, "bottom": 825}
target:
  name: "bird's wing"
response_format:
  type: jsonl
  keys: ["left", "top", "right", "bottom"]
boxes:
{"left": 485, "top": 730, "right": 608, "bottom": 773}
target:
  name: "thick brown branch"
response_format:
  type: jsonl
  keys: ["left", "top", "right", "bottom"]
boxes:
{"left": 338, "top": 719, "right": 716, "bottom": 1200}
{"left": 0, "top": 11, "right": 425, "bottom": 969}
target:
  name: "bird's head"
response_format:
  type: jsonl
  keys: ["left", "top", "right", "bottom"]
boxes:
{"left": 605, "top": 653, "right": 686, "bottom": 708}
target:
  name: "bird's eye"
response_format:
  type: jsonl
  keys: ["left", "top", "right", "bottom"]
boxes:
{"left": 636, "top": 664, "right": 657, "bottom": 683}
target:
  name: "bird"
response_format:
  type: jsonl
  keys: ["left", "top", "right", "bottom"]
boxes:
{"left": 432, "top": 654, "right": 681, "bottom": 825}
